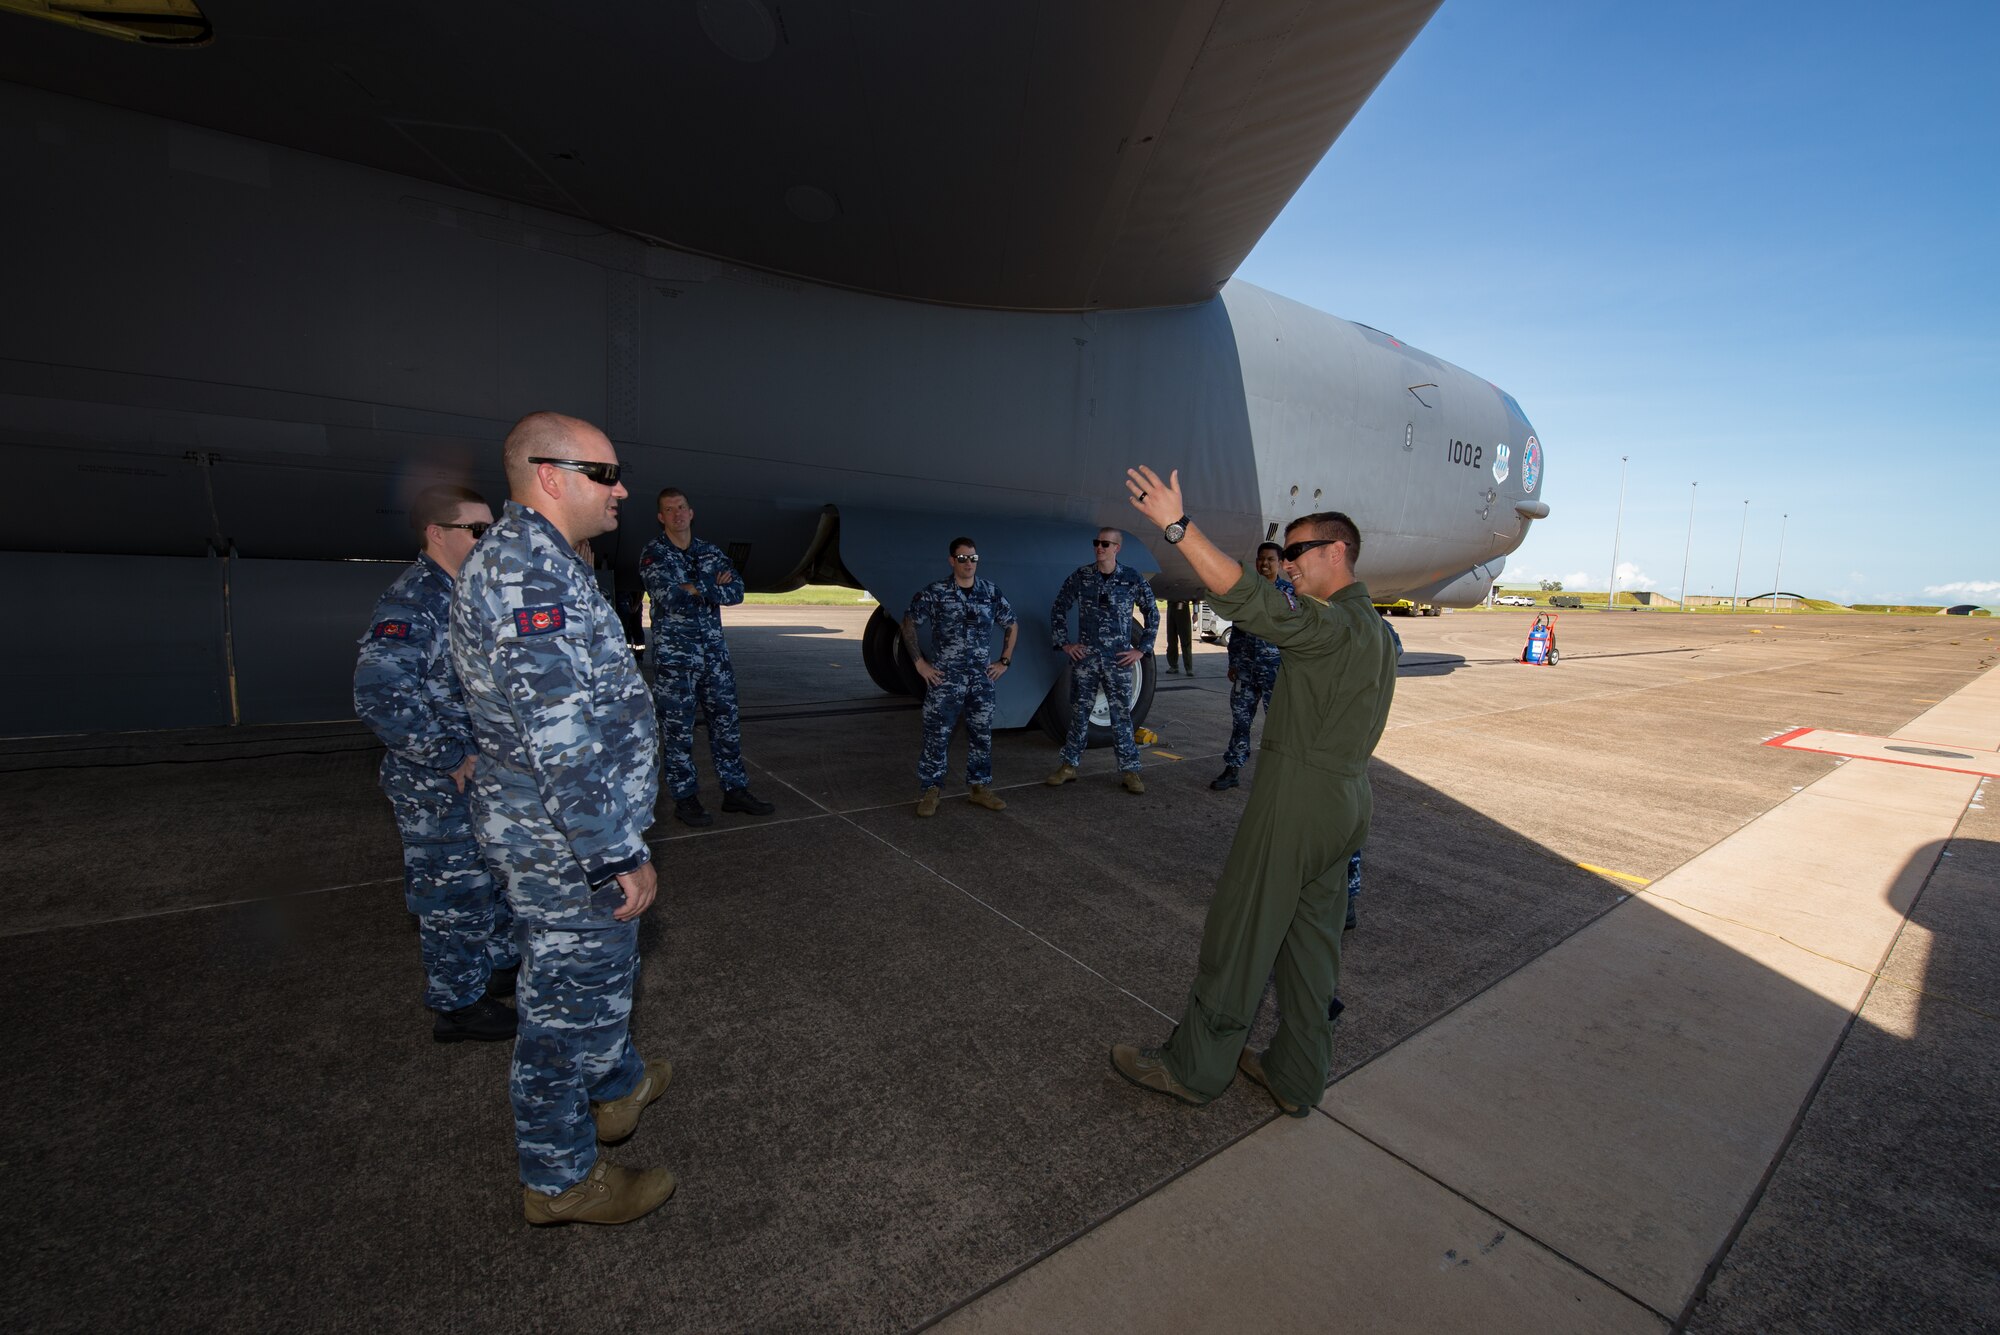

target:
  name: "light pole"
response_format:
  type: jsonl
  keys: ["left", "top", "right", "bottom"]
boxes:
{"left": 1771, "top": 513, "right": 1788, "bottom": 610}
{"left": 1679, "top": 481, "right": 1697, "bottom": 611}
{"left": 1607, "top": 455, "right": 1629, "bottom": 610}
{"left": 1730, "top": 500, "right": 1749, "bottom": 610}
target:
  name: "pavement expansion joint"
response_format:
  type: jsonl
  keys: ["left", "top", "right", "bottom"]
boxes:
{"left": 1625, "top": 883, "right": 1919, "bottom": 989}
{"left": 763, "top": 766, "right": 1180, "bottom": 1025}
{"left": 0, "top": 873, "right": 405, "bottom": 938}
{"left": 1310, "top": 1105, "right": 1675, "bottom": 1327}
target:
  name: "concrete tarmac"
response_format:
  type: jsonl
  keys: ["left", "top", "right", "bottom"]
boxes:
{"left": 1, "top": 606, "right": 1993, "bottom": 1333}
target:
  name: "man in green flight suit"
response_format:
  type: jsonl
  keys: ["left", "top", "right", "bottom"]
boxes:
{"left": 1113, "top": 464, "right": 1398, "bottom": 1117}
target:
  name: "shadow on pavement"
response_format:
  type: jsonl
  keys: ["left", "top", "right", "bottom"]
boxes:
{"left": 1, "top": 726, "right": 1989, "bottom": 1333}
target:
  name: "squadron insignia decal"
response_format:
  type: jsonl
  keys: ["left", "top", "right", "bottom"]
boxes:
{"left": 1492, "top": 443, "right": 1510, "bottom": 485}
{"left": 1522, "top": 437, "right": 1542, "bottom": 493}
{"left": 513, "top": 605, "right": 567, "bottom": 636}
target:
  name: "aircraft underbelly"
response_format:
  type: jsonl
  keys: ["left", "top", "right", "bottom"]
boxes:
{"left": 0, "top": 84, "right": 1542, "bottom": 732}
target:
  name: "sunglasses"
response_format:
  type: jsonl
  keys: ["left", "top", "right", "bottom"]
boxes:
{"left": 437, "top": 522, "right": 490, "bottom": 539}
{"left": 1093, "top": 539, "right": 1118, "bottom": 548}
{"left": 529, "top": 456, "right": 624, "bottom": 486}
{"left": 1280, "top": 538, "right": 1341, "bottom": 563}
{"left": 953, "top": 553, "right": 980, "bottom": 563}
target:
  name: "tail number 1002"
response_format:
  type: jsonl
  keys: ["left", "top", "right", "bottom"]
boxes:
{"left": 1447, "top": 439, "right": 1484, "bottom": 469}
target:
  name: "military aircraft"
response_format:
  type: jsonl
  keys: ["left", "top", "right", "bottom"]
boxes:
{"left": 0, "top": 0, "right": 1546, "bottom": 739}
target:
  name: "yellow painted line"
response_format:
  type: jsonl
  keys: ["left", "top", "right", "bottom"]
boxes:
{"left": 1913, "top": 698, "right": 1941, "bottom": 704}
{"left": 1578, "top": 861, "right": 1652, "bottom": 887}
{"left": 1151, "top": 749, "right": 1183, "bottom": 760}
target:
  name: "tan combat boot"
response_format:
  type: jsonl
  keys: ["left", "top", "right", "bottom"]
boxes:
{"left": 967, "top": 785, "right": 1007, "bottom": 811}
{"left": 1237, "top": 1047, "right": 1309, "bottom": 1118}
{"left": 522, "top": 1158, "right": 677, "bottom": 1226}
{"left": 1120, "top": 771, "right": 1146, "bottom": 795}
{"left": 1109, "top": 1043, "right": 1207, "bottom": 1106}
{"left": 593, "top": 1058, "right": 672, "bottom": 1144}
{"left": 1045, "top": 763, "right": 1078, "bottom": 786}
{"left": 916, "top": 786, "right": 941, "bottom": 817}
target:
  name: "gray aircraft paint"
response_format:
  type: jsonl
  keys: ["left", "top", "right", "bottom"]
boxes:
{"left": 0, "top": 73, "right": 1542, "bottom": 735}
{"left": 0, "top": 0, "right": 1444, "bottom": 312}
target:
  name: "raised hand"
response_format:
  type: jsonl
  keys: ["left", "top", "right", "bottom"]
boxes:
{"left": 1125, "top": 465, "right": 1184, "bottom": 529}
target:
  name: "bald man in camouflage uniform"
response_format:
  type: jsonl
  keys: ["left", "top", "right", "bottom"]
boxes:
{"left": 453, "top": 412, "right": 674, "bottom": 1227}
{"left": 354, "top": 485, "right": 519, "bottom": 1043}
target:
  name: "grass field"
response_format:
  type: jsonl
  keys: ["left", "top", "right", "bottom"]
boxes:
{"left": 742, "top": 585, "right": 878, "bottom": 606}
{"left": 1488, "top": 589, "right": 1988, "bottom": 615}
{"left": 740, "top": 585, "right": 1992, "bottom": 616}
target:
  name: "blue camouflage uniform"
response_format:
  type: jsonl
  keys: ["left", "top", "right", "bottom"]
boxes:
{"left": 450, "top": 501, "right": 660, "bottom": 1196}
{"left": 639, "top": 534, "right": 748, "bottom": 800}
{"left": 907, "top": 577, "right": 1016, "bottom": 789}
{"left": 354, "top": 554, "right": 518, "bottom": 1013}
{"left": 1223, "top": 575, "right": 1294, "bottom": 769}
{"left": 1050, "top": 562, "right": 1159, "bottom": 771}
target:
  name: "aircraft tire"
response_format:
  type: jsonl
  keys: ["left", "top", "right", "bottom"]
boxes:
{"left": 1033, "top": 642, "right": 1157, "bottom": 746}
{"left": 889, "top": 627, "right": 929, "bottom": 700}
{"left": 862, "top": 607, "right": 909, "bottom": 696}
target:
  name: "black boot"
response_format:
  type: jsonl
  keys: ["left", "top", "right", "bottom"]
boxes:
{"left": 721, "top": 787, "right": 775, "bottom": 815}
{"left": 485, "top": 962, "right": 520, "bottom": 1000}
{"left": 433, "top": 996, "right": 518, "bottom": 1044}
{"left": 674, "top": 795, "right": 714, "bottom": 828}
{"left": 1209, "top": 766, "right": 1239, "bottom": 791}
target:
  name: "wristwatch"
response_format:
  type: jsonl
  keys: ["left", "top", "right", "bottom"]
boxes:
{"left": 1163, "top": 515, "right": 1190, "bottom": 545}
{"left": 998, "top": 657, "right": 1011, "bottom": 666}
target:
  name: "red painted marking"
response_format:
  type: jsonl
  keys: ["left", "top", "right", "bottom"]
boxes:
{"left": 1763, "top": 729, "right": 2000, "bottom": 778}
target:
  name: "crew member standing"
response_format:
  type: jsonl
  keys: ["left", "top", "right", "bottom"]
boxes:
{"left": 452, "top": 412, "right": 675, "bottom": 1227}
{"left": 1113, "top": 466, "right": 1396, "bottom": 1118}
{"left": 1046, "top": 527, "right": 1158, "bottom": 793}
{"left": 354, "top": 485, "right": 520, "bottom": 1043}
{"left": 1164, "top": 598, "right": 1195, "bottom": 675}
{"left": 902, "top": 536, "right": 1018, "bottom": 816}
{"left": 1211, "top": 542, "right": 1291, "bottom": 791}
{"left": 639, "top": 488, "right": 776, "bottom": 828}
{"left": 1343, "top": 617, "right": 1400, "bottom": 931}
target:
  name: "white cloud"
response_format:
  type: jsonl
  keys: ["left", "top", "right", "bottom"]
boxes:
{"left": 1613, "top": 562, "right": 1657, "bottom": 590}
{"left": 1562, "top": 569, "right": 1590, "bottom": 586}
{"left": 1923, "top": 580, "right": 2000, "bottom": 597}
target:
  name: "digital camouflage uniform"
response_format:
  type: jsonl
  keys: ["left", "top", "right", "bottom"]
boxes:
{"left": 1049, "top": 562, "right": 1159, "bottom": 771}
{"left": 906, "top": 577, "right": 1016, "bottom": 788}
{"left": 639, "top": 534, "right": 747, "bottom": 799}
{"left": 1159, "top": 569, "right": 1396, "bottom": 1109}
{"left": 354, "top": 554, "right": 518, "bottom": 1012}
{"left": 1222, "top": 575, "right": 1294, "bottom": 768}
{"left": 451, "top": 501, "right": 660, "bottom": 1196}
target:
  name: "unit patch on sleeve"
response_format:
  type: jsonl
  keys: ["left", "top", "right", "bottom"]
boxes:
{"left": 372, "top": 620, "right": 413, "bottom": 639}
{"left": 513, "top": 605, "right": 568, "bottom": 636}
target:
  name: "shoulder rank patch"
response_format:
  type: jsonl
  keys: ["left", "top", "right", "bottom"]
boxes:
{"left": 1281, "top": 586, "right": 1298, "bottom": 610}
{"left": 372, "top": 620, "right": 413, "bottom": 640}
{"left": 513, "top": 605, "right": 567, "bottom": 636}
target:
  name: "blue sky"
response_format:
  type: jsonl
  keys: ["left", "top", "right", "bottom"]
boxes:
{"left": 1237, "top": 1, "right": 1998, "bottom": 606}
